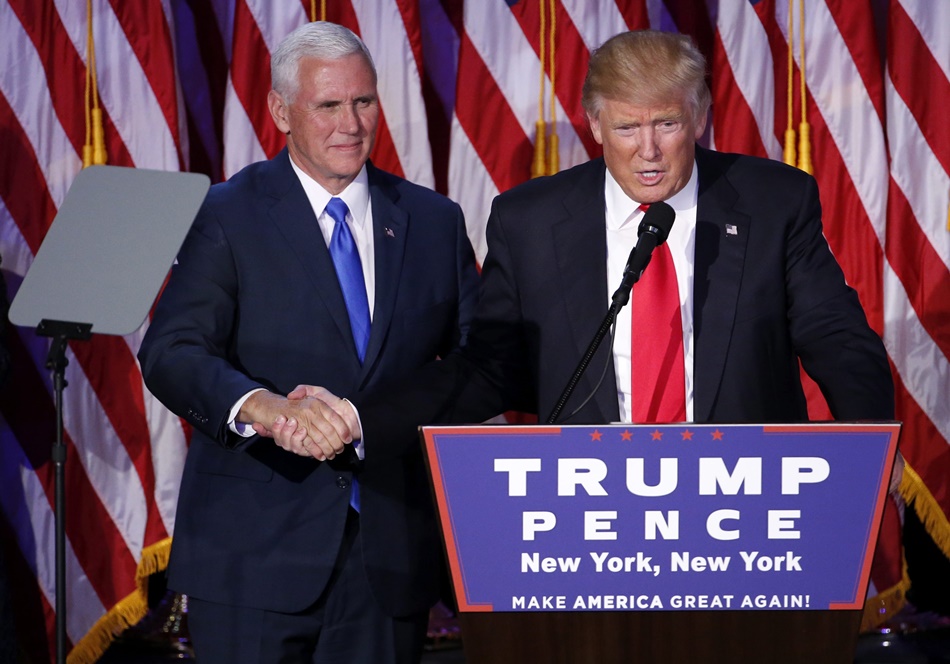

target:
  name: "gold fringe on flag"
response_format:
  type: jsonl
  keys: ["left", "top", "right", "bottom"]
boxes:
{"left": 66, "top": 538, "right": 173, "bottom": 664}
{"left": 546, "top": 0, "right": 558, "bottom": 175}
{"left": 532, "top": 121, "right": 548, "bottom": 179}
{"left": 796, "top": 0, "right": 813, "bottom": 174}
{"left": 860, "top": 558, "right": 909, "bottom": 631}
{"left": 532, "top": 0, "right": 548, "bottom": 178}
{"left": 547, "top": 130, "right": 559, "bottom": 176}
{"left": 861, "top": 460, "right": 950, "bottom": 631}
{"left": 532, "top": 0, "right": 559, "bottom": 178}
{"left": 901, "top": 462, "right": 950, "bottom": 561}
{"left": 311, "top": 0, "right": 326, "bottom": 22}
{"left": 83, "top": 0, "right": 106, "bottom": 168}
{"left": 782, "top": 0, "right": 796, "bottom": 167}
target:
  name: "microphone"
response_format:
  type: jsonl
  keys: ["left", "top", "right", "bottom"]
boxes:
{"left": 547, "top": 200, "right": 676, "bottom": 424}
{"left": 610, "top": 201, "right": 676, "bottom": 308}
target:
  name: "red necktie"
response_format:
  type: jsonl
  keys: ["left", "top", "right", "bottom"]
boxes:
{"left": 630, "top": 205, "right": 686, "bottom": 423}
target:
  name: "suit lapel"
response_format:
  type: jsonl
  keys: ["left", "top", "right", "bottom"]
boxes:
{"left": 267, "top": 151, "right": 362, "bottom": 364}
{"left": 362, "top": 165, "right": 408, "bottom": 379}
{"left": 551, "top": 160, "right": 619, "bottom": 423}
{"left": 693, "top": 148, "right": 749, "bottom": 422}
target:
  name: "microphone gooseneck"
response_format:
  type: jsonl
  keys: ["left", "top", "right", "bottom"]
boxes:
{"left": 611, "top": 201, "right": 676, "bottom": 308}
{"left": 546, "top": 200, "right": 677, "bottom": 425}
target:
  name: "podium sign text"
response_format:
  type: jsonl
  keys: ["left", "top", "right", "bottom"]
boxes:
{"left": 422, "top": 423, "right": 899, "bottom": 613}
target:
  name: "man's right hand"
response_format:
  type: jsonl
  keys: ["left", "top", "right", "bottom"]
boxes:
{"left": 270, "top": 386, "right": 363, "bottom": 456}
{"left": 286, "top": 385, "right": 362, "bottom": 439}
{"left": 241, "top": 390, "right": 352, "bottom": 460}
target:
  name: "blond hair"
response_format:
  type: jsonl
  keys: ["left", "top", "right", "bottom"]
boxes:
{"left": 582, "top": 30, "right": 710, "bottom": 122}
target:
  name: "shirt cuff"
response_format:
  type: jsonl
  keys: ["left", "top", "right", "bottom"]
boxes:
{"left": 229, "top": 388, "right": 267, "bottom": 437}
{"left": 343, "top": 398, "right": 365, "bottom": 460}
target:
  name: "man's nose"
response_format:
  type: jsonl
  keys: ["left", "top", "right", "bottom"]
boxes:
{"left": 638, "top": 128, "right": 659, "bottom": 160}
{"left": 338, "top": 104, "right": 362, "bottom": 134}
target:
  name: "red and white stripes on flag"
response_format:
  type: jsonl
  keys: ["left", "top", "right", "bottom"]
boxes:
{"left": 883, "top": 0, "right": 950, "bottom": 597}
{"left": 447, "top": 0, "right": 637, "bottom": 261}
{"left": 1, "top": 1, "right": 947, "bottom": 661}
{"left": 0, "top": 1, "right": 188, "bottom": 662}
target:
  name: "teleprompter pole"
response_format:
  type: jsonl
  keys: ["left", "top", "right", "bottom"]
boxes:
{"left": 37, "top": 319, "right": 92, "bottom": 664}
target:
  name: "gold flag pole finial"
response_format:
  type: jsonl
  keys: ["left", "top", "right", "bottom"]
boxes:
{"left": 531, "top": 0, "right": 548, "bottom": 179}
{"left": 546, "top": 0, "right": 559, "bottom": 175}
{"left": 83, "top": 0, "right": 107, "bottom": 167}
{"left": 796, "top": 0, "right": 813, "bottom": 175}
{"left": 782, "top": 0, "right": 797, "bottom": 167}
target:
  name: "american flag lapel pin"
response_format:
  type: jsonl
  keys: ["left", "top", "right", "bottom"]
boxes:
{"left": 385, "top": 227, "right": 395, "bottom": 238}
{"left": 725, "top": 224, "right": 738, "bottom": 236}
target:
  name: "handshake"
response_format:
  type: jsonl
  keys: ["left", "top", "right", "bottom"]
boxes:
{"left": 240, "top": 385, "right": 907, "bottom": 499}
{"left": 243, "top": 385, "right": 361, "bottom": 461}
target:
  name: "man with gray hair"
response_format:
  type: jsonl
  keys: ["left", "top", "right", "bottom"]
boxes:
{"left": 139, "top": 21, "right": 478, "bottom": 663}
{"left": 272, "top": 29, "right": 893, "bottom": 477}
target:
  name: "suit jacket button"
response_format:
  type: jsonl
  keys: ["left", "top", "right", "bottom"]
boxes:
{"left": 336, "top": 476, "right": 350, "bottom": 490}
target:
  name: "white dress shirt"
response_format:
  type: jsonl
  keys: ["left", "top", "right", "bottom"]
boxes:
{"left": 229, "top": 161, "right": 375, "bottom": 435}
{"left": 292, "top": 160, "right": 376, "bottom": 318}
{"left": 606, "top": 162, "right": 699, "bottom": 423}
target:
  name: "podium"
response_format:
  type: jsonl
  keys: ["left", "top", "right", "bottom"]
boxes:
{"left": 458, "top": 610, "right": 862, "bottom": 662}
{"left": 422, "top": 423, "right": 900, "bottom": 663}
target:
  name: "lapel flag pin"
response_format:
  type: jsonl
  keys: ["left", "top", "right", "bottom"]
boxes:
{"left": 385, "top": 227, "right": 395, "bottom": 238}
{"left": 726, "top": 224, "right": 738, "bottom": 236}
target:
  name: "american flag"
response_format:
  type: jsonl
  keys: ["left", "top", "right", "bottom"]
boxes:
{"left": 1, "top": 1, "right": 947, "bottom": 661}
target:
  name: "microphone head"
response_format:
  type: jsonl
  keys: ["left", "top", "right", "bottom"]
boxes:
{"left": 637, "top": 201, "right": 676, "bottom": 244}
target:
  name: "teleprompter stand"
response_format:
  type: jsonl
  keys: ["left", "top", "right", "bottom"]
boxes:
{"left": 9, "top": 165, "right": 209, "bottom": 663}
{"left": 37, "top": 319, "right": 91, "bottom": 664}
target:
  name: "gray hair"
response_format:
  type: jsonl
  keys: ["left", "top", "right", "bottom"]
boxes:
{"left": 582, "top": 30, "right": 710, "bottom": 122}
{"left": 271, "top": 22, "right": 377, "bottom": 101}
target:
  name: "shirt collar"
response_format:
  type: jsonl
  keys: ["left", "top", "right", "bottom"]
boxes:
{"left": 604, "top": 159, "right": 700, "bottom": 228}
{"left": 289, "top": 159, "right": 371, "bottom": 228}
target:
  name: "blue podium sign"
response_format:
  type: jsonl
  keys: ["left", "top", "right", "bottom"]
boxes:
{"left": 422, "top": 423, "right": 899, "bottom": 613}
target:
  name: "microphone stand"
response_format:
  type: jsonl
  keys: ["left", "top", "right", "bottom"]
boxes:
{"left": 546, "top": 260, "right": 649, "bottom": 425}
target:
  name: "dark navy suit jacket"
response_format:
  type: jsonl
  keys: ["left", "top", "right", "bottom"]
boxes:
{"left": 139, "top": 149, "right": 479, "bottom": 616}
{"left": 355, "top": 147, "right": 893, "bottom": 438}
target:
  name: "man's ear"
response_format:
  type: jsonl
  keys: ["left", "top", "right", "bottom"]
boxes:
{"left": 693, "top": 108, "right": 708, "bottom": 140}
{"left": 268, "top": 90, "right": 291, "bottom": 134}
{"left": 588, "top": 111, "right": 604, "bottom": 145}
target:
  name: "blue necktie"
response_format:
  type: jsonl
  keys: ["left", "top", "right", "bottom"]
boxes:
{"left": 325, "top": 197, "right": 368, "bottom": 512}
{"left": 326, "top": 197, "right": 370, "bottom": 364}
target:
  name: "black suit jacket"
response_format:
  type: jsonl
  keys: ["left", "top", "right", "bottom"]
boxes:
{"left": 138, "top": 150, "right": 479, "bottom": 616}
{"left": 356, "top": 147, "right": 893, "bottom": 439}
